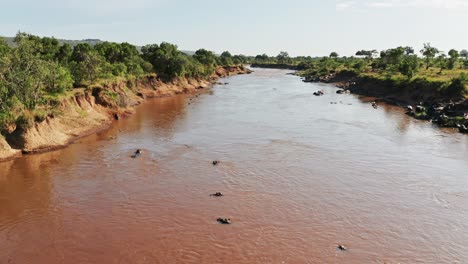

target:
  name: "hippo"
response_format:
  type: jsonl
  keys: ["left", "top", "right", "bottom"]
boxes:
{"left": 337, "top": 245, "right": 347, "bottom": 251}
{"left": 313, "top": 91, "right": 324, "bottom": 96}
{"left": 212, "top": 160, "right": 220, "bottom": 166}
{"left": 217, "top": 218, "right": 231, "bottom": 224}
{"left": 210, "top": 192, "right": 224, "bottom": 197}
{"left": 132, "top": 149, "right": 142, "bottom": 158}
{"left": 336, "top": 89, "right": 346, "bottom": 94}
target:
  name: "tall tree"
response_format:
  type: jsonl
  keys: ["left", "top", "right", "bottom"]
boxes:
{"left": 420, "top": 43, "right": 439, "bottom": 70}
{"left": 276, "top": 51, "right": 290, "bottom": 64}
{"left": 447, "top": 49, "right": 459, "bottom": 70}
{"left": 70, "top": 43, "right": 106, "bottom": 85}
{"left": 398, "top": 55, "right": 419, "bottom": 79}
{"left": 460, "top": 49, "right": 468, "bottom": 60}
{"left": 219, "top": 51, "right": 234, "bottom": 66}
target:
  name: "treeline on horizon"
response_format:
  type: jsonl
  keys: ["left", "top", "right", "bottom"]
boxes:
{"left": 252, "top": 46, "right": 468, "bottom": 90}
{"left": 0, "top": 32, "right": 249, "bottom": 131}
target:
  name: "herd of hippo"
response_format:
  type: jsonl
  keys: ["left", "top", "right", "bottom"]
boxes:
{"left": 405, "top": 102, "right": 468, "bottom": 133}
{"left": 130, "top": 151, "right": 349, "bottom": 251}
{"left": 131, "top": 151, "right": 232, "bottom": 224}
{"left": 209, "top": 160, "right": 231, "bottom": 224}
{"left": 313, "top": 85, "right": 468, "bottom": 134}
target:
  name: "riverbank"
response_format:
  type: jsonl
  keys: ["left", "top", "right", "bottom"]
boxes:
{"left": 300, "top": 70, "right": 468, "bottom": 134}
{"left": 0, "top": 65, "right": 252, "bottom": 162}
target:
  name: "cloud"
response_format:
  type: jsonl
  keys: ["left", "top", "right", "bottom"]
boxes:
{"left": 337, "top": 0, "right": 468, "bottom": 10}
{"left": 336, "top": 1, "right": 356, "bottom": 11}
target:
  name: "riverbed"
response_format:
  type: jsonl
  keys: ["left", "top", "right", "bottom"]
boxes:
{"left": 1, "top": 68, "right": 467, "bottom": 263}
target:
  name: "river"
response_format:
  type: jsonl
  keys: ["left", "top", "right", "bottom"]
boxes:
{"left": 1, "top": 68, "right": 467, "bottom": 263}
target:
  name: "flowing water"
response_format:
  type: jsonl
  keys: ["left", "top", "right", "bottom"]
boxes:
{"left": 1, "top": 68, "right": 468, "bottom": 264}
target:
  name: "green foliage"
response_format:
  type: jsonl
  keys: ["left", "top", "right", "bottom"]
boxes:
{"left": 141, "top": 43, "right": 219, "bottom": 79}
{"left": 142, "top": 42, "right": 184, "bottom": 79}
{"left": 44, "top": 61, "right": 74, "bottom": 93}
{"left": 447, "top": 49, "right": 459, "bottom": 70}
{"left": 420, "top": 43, "right": 439, "bottom": 70}
{"left": 329, "top": 52, "right": 339, "bottom": 58}
{"left": 461, "top": 49, "right": 468, "bottom": 61}
{"left": 398, "top": 55, "right": 419, "bottom": 79}
{"left": 442, "top": 74, "right": 467, "bottom": 96}
{"left": 0, "top": 38, "right": 10, "bottom": 57}
{"left": 70, "top": 46, "right": 107, "bottom": 86}
{"left": 1, "top": 33, "right": 49, "bottom": 109}
{"left": 352, "top": 60, "right": 366, "bottom": 72}
{"left": 276, "top": 51, "right": 290, "bottom": 64}
{"left": 380, "top": 47, "right": 405, "bottom": 67}
{"left": 355, "top": 50, "right": 377, "bottom": 59}
{"left": 0, "top": 32, "right": 252, "bottom": 130}
{"left": 193, "top": 49, "right": 217, "bottom": 77}
{"left": 219, "top": 51, "right": 234, "bottom": 66}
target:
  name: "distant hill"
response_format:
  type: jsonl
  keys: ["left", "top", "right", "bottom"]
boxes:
{"left": 0, "top": 36, "right": 195, "bottom": 55}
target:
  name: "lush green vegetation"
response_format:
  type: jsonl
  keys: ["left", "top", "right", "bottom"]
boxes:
{"left": 0, "top": 32, "right": 249, "bottom": 132}
{"left": 250, "top": 46, "right": 468, "bottom": 97}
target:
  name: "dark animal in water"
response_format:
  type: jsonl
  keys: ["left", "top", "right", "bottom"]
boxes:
{"left": 313, "top": 90, "right": 324, "bottom": 96}
{"left": 210, "top": 192, "right": 223, "bottom": 197}
{"left": 371, "top": 102, "right": 378, "bottom": 109}
{"left": 337, "top": 245, "right": 347, "bottom": 251}
{"left": 132, "top": 149, "right": 142, "bottom": 158}
{"left": 217, "top": 218, "right": 231, "bottom": 224}
{"left": 212, "top": 160, "right": 220, "bottom": 165}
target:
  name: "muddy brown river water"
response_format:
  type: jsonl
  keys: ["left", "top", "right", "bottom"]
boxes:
{"left": 1, "top": 68, "right": 468, "bottom": 264}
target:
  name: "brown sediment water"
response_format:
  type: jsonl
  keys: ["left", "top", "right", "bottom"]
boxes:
{"left": 1, "top": 68, "right": 468, "bottom": 264}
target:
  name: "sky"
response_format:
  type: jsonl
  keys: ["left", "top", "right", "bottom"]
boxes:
{"left": 1, "top": 0, "right": 468, "bottom": 57}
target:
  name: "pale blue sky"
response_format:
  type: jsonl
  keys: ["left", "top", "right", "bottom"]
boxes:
{"left": 1, "top": 0, "right": 468, "bottom": 56}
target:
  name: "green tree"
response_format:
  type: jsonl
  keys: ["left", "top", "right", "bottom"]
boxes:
{"left": 193, "top": 49, "right": 218, "bottom": 76}
{"left": 43, "top": 61, "right": 74, "bottom": 93}
{"left": 141, "top": 42, "right": 186, "bottom": 79}
{"left": 420, "top": 43, "right": 439, "bottom": 70}
{"left": 193, "top": 49, "right": 217, "bottom": 66}
{"left": 232, "top": 54, "right": 247, "bottom": 65}
{"left": 0, "top": 38, "right": 10, "bottom": 58}
{"left": 40, "top": 37, "right": 61, "bottom": 61}
{"left": 355, "top": 50, "right": 377, "bottom": 59}
{"left": 70, "top": 43, "right": 106, "bottom": 85}
{"left": 329, "top": 52, "right": 339, "bottom": 59}
{"left": 276, "top": 51, "right": 290, "bottom": 64}
{"left": 57, "top": 43, "right": 72, "bottom": 66}
{"left": 2, "top": 33, "right": 48, "bottom": 109}
{"left": 435, "top": 54, "right": 447, "bottom": 73}
{"left": 461, "top": 49, "right": 468, "bottom": 60}
{"left": 255, "top": 54, "right": 270, "bottom": 63}
{"left": 380, "top": 47, "right": 405, "bottom": 67}
{"left": 398, "top": 55, "right": 419, "bottom": 79}
{"left": 447, "top": 49, "right": 459, "bottom": 70}
{"left": 404, "top": 46, "right": 415, "bottom": 55}
{"left": 95, "top": 42, "right": 122, "bottom": 64}
{"left": 219, "top": 51, "right": 234, "bottom": 66}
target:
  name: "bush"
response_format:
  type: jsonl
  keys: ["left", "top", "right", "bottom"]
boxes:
{"left": 16, "top": 112, "right": 34, "bottom": 130}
